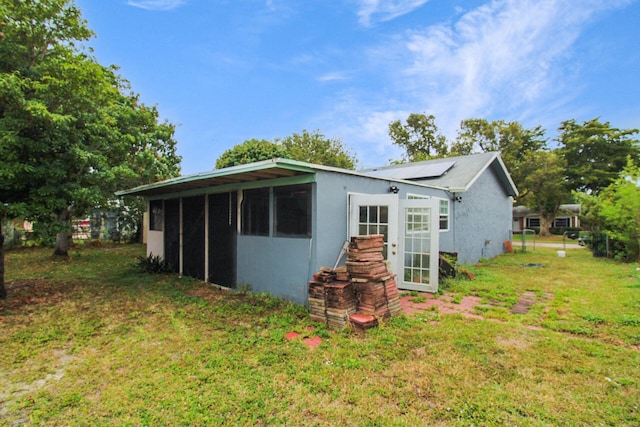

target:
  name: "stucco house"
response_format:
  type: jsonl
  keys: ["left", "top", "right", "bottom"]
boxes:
{"left": 117, "top": 152, "right": 517, "bottom": 305}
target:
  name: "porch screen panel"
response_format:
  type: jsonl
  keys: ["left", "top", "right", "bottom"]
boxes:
{"left": 164, "top": 198, "right": 180, "bottom": 273}
{"left": 209, "top": 192, "right": 237, "bottom": 288}
{"left": 182, "top": 195, "right": 206, "bottom": 280}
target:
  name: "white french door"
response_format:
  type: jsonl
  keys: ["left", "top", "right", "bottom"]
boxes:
{"left": 398, "top": 199, "right": 439, "bottom": 292}
{"left": 348, "top": 194, "right": 399, "bottom": 274}
{"left": 348, "top": 194, "right": 439, "bottom": 293}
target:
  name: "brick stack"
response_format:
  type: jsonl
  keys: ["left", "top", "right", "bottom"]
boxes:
{"left": 308, "top": 267, "right": 357, "bottom": 329}
{"left": 308, "top": 236, "right": 403, "bottom": 330}
{"left": 347, "top": 235, "right": 402, "bottom": 319}
{"left": 325, "top": 281, "right": 358, "bottom": 328}
{"left": 308, "top": 270, "right": 330, "bottom": 323}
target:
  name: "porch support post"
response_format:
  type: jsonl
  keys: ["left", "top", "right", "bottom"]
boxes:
{"left": 204, "top": 194, "right": 209, "bottom": 282}
{"left": 179, "top": 197, "right": 183, "bottom": 276}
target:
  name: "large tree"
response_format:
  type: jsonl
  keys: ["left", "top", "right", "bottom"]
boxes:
{"left": 279, "top": 129, "right": 356, "bottom": 169}
{"left": 215, "top": 130, "right": 357, "bottom": 170}
{"left": 519, "top": 150, "right": 571, "bottom": 236}
{"left": 215, "top": 139, "right": 287, "bottom": 169}
{"left": 451, "top": 119, "right": 547, "bottom": 202}
{"left": 0, "top": 0, "right": 180, "bottom": 296}
{"left": 388, "top": 113, "right": 449, "bottom": 161}
{"left": 558, "top": 118, "right": 639, "bottom": 194}
{"left": 450, "top": 118, "right": 569, "bottom": 235}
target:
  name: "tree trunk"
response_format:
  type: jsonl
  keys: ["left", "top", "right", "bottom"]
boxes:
{"left": 53, "top": 207, "right": 72, "bottom": 257}
{"left": 0, "top": 216, "right": 7, "bottom": 299}
{"left": 539, "top": 214, "right": 555, "bottom": 237}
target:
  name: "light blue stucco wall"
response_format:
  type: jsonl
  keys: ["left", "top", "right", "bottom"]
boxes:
{"left": 149, "top": 165, "right": 512, "bottom": 305}
{"left": 236, "top": 172, "right": 452, "bottom": 305}
{"left": 452, "top": 166, "right": 513, "bottom": 264}
{"left": 314, "top": 172, "right": 393, "bottom": 268}
{"left": 236, "top": 235, "right": 313, "bottom": 304}
{"left": 312, "top": 171, "right": 454, "bottom": 270}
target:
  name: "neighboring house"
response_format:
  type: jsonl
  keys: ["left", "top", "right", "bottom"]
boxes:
{"left": 1, "top": 219, "right": 32, "bottom": 247}
{"left": 512, "top": 204, "right": 581, "bottom": 232}
{"left": 117, "top": 152, "right": 517, "bottom": 305}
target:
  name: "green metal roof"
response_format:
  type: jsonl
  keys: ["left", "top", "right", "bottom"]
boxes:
{"left": 116, "top": 158, "right": 318, "bottom": 197}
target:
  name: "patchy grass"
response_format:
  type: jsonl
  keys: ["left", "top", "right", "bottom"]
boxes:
{"left": 1, "top": 244, "right": 639, "bottom": 426}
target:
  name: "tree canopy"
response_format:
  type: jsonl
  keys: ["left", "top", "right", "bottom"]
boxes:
{"left": 215, "top": 139, "right": 287, "bottom": 169}
{"left": 518, "top": 150, "right": 571, "bottom": 236}
{"left": 557, "top": 118, "right": 640, "bottom": 194}
{"left": 388, "top": 113, "right": 448, "bottom": 161}
{"left": 450, "top": 119, "right": 548, "bottom": 203}
{"left": 576, "top": 159, "right": 640, "bottom": 261}
{"left": 279, "top": 129, "right": 356, "bottom": 169}
{"left": 215, "top": 130, "right": 357, "bottom": 170}
{"left": 0, "top": 0, "right": 181, "bottom": 296}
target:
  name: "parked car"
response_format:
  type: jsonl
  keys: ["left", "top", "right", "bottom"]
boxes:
{"left": 565, "top": 230, "right": 580, "bottom": 240}
{"left": 578, "top": 232, "right": 592, "bottom": 246}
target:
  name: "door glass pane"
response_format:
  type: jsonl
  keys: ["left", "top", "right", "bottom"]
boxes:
{"left": 369, "top": 206, "right": 378, "bottom": 223}
{"left": 359, "top": 206, "right": 367, "bottom": 223}
{"left": 380, "top": 206, "right": 388, "bottom": 223}
{"left": 357, "top": 205, "right": 390, "bottom": 259}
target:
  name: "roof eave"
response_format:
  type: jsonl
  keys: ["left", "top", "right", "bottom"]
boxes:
{"left": 115, "top": 158, "right": 318, "bottom": 197}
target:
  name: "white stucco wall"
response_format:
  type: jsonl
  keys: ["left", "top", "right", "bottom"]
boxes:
{"left": 147, "top": 230, "right": 164, "bottom": 258}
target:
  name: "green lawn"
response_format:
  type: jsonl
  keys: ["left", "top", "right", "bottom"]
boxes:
{"left": 1, "top": 244, "right": 639, "bottom": 426}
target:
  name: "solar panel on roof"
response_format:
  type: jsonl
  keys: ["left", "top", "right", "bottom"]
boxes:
{"left": 368, "top": 160, "right": 456, "bottom": 180}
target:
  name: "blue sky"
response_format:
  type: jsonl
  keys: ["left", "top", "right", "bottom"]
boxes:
{"left": 76, "top": 0, "right": 640, "bottom": 174}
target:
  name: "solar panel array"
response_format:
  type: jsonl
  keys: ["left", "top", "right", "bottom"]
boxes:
{"left": 367, "top": 160, "right": 456, "bottom": 180}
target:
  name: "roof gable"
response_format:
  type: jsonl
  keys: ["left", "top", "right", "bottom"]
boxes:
{"left": 361, "top": 152, "right": 518, "bottom": 197}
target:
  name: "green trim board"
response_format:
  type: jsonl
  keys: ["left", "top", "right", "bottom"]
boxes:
{"left": 144, "top": 174, "right": 317, "bottom": 201}
{"left": 116, "top": 158, "right": 318, "bottom": 197}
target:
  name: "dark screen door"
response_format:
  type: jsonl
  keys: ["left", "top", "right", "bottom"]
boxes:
{"left": 209, "top": 192, "right": 237, "bottom": 288}
{"left": 182, "top": 196, "right": 206, "bottom": 280}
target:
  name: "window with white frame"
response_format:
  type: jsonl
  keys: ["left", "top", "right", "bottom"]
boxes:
{"left": 408, "top": 194, "right": 449, "bottom": 231}
{"left": 439, "top": 199, "right": 449, "bottom": 231}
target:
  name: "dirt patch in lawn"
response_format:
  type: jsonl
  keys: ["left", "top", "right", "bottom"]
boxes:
{"left": 400, "top": 293, "right": 484, "bottom": 319}
{"left": 0, "top": 280, "right": 82, "bottom": 314}
{"left": 510, "top": 291, "right": 537, "bottom": 314}
{"left": 400, "top": 291, "right": 554, "bottom": 319}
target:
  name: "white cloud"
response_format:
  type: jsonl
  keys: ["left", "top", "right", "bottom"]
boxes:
{"left": 357, "top": 0, "right": 431, "bottom": 27}
{"left": 330, "top": 0, "right": 632, "bottom": 166}
{"left": 317, "top": 72, "right": 351, "bottom": 82}
{"left": 127, "top": 0, "right": 186, "bottom": 11}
